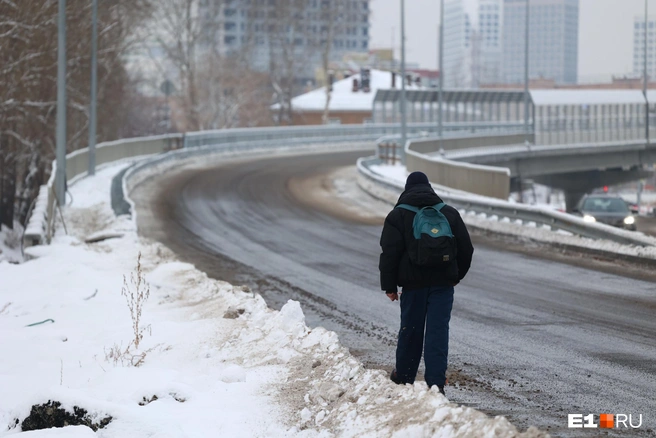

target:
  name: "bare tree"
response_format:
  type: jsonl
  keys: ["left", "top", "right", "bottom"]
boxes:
{"left": 0, "top": 0, "right": 153, "bottom": 227}
{"left": 147, "top": 0, "right": 210, "bottom": 131}
{"left": 147, "top": 0, "right": 273, "bottom": 130}
{"left": 264, "top": 0, "right": 314, "bottom": 125}
{"left": 320, "top": 0, "right": 345, "bottom": 124}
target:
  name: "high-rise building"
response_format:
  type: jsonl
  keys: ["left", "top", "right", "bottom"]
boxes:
{"left": 200, "top": 0, "right": 370, "bottom": 84}
{"left": 502, "top": 0, "right": 579, "bottom": 85}
{"left": 476, "top": 0, "right": 503, "bottom": 85}
{"left": 443, "top": 0, "right": 473, "bottom": 88}
{"left": 633, "top": 16, "right": 656, "bottom": 79}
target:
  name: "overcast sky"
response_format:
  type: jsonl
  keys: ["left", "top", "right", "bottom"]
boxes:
{"left": 369, "top": 0, "right": 650, "bottom": 82}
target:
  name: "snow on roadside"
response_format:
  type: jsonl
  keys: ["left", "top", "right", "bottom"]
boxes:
{"left": 1, "top": 161, "right": 547, "bottom": 437}
{"left": 0, "top": 222, "right": 24, "bottom": 264}
{"left": 364, "top": 164, "right": 656, "bottom": 260}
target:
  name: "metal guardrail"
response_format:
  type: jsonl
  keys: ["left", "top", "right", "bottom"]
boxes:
{"left": 23, "top": 122, "right": 524, "bottom": 248}
{"left": 183, "top": 121, "right": 526, "bottom": 148}
{"left": 23, "top": 134, "right": 183, "bottom": 247}
{"left": 25, "top": 120, "right": 655, "bottom": 250}
{"left": 357, "top": 156, "right": 656, "bottom": 247}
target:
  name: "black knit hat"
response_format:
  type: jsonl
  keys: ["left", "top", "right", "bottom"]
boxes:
{"left": 405, "top": 171, "right": 430, "bottom": 190}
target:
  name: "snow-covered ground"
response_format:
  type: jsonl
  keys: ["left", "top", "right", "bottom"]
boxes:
{"left": 0, "top": 222, "right": 24, "bottom": 264}
{"left": 363, "top": 164, "right": 656, "bottom": 260}
{"left": 0, "top": 162, "right": 548, "bottom": 437}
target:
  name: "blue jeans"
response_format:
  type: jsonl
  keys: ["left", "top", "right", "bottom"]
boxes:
{"left": 395, "top": 286, "right": 454, "bottom": 387}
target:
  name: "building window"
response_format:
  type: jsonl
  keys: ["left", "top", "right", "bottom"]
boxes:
{"left": 362, "top": 27, "right": 368, "bottom": 36}
{"left": 224, "top": 22, "right": 236, "bottom": 31}
{"left": 224, "top": 35, "right": 236, "bottom": 44}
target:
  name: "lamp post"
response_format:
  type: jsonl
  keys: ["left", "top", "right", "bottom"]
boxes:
{"left": 88, "top": 0, "right": 98, "bottom": 175}
{"left": 400, "top": 0, "right": 407, "bottom": 161}
{"left": 55, "top": 0, "right": 67, "bottom": 205}
{"left": 524, "top": 0, "right": 530, "bottom": 144}
{"left": 645, "top": 0, "right": 650, "bottom": 144}
{"left": 438, "top": 0, "right": 444, "bottom": 146}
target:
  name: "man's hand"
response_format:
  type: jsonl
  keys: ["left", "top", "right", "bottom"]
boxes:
{"left": 386, "top": 292, "right": 399, "bottom": 302}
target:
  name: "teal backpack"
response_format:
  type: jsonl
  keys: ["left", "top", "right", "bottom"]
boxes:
{"left": 396, "top": 203, "right": 457, "bottom": 268}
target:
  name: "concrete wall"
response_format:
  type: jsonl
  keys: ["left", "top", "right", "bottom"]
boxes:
{"left": 406, "top": 151, "right": 510, "bottom": 199}
{"left": 409, "top": 133, "right": 531, "bottom": 155}
{"left": 65, "top": 135, "right": 182, "bottom": 181}
{"left": 291, "top": 110, "right": 372, "bottom": 125}
{"left": 405, "top": 133, "right": 518, "bottom": 199}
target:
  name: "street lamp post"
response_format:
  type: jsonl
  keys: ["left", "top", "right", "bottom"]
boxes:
{"left": 524, "top": 0, "right": 530, "bottom": 144}
{"left": 88, "top": 0, "right": 98, "bottom": 175}
{"left": 645, "top": 0, "right": 650, "bottom": 144}
{"left": 438, "top": 0, "right": 444, "bottom": 147}
{"left": 56, "top": 0, "right": 67, "bottom": 206}
{"left": 400, "top": 0, "right": 407, "bottom": 161}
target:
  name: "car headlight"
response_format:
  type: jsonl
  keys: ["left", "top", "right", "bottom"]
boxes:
{"left": 624, "top": 216, "right": 635, "bottom": 225}
{"left": 583, "top": 215, "right": 596, "bottom": 223}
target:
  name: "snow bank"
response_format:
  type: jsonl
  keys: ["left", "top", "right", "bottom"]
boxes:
{"left": 0, "top": 162, "right": 547, "bottom": 437}
{"left": 0, "top": 222, "right": 24, "bottom": 263}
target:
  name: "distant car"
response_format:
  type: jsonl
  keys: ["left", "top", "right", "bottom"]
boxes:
{"left": 574, "top": 195, "right": 637, "bottom": 231}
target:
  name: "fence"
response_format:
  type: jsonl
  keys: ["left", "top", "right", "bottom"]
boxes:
{"left": 357, "top": 156, "right": 656, "bottom": 247}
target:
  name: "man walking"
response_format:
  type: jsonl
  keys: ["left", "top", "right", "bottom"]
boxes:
{"left": 379, "top": 171, "right": 474, "bottom": 395}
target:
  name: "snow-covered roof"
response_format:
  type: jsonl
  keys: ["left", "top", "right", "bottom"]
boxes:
{"left": 530, "top": 90, "right": 646, "bottom": 106}
{"left": 287, "top": 69, "right": 424, "bottom": 112}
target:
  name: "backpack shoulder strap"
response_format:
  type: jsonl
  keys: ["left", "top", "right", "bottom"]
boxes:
{"left": 433, "top": 202, "right": 447, "bottom": 211}
{"left": 396, "top": 204, "right": 419, "bottom": 213}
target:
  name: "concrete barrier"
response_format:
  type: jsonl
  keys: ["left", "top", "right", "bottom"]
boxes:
{"left": 409, "top": 133, "right": 532, "bottom": 155}
{"left": 65, "top": 135, "right": 183, "bottom": 182}
{"left": 403, "top": 133, "right": 525, "bottom": 199}
{"left": 405, "top": 150, "right": 511, "bottom": 199}
{"left": 23, "top": 134, "right": 183, "bottom": 247}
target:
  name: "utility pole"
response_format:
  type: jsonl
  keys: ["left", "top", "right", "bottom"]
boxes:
{"left": 56, "top": 0, "right": 67, "bottom": 205}
{"left": 523, "top": 0, "right": 530, "bottom": 144}
{"left": 438, "top": 0, "right": 444, "bottom": 147}
{"left": 645, "top": 0, "right": 650, "bottom": 144}
{"left": 88, "top": 0, "right": 98, "bottom": 175}
{"left": 400, "top": 0, "right": 407, "bottom": 161}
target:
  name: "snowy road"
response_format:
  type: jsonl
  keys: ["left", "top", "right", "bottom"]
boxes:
{"left": 132, "top": 149, "right": 656, "bottom": 437}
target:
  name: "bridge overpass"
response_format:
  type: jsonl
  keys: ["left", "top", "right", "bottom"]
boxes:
{"left": 373, "top": 89, "right": 656, "bottom": 210}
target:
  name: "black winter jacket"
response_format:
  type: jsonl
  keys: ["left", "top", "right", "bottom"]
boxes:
{"left": 379, "top": 184, "right": 474, "bottom": 292}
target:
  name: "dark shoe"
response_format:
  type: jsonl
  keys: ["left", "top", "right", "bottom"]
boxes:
{"left": 427, "top": 382, "right": 446, "bottom": 395}
{"left": 390, "top": 369, "right": 403, "bottom": 385}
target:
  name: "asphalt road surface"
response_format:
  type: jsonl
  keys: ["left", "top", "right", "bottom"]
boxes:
{"left": 637, "top": 215, "right": 656, "bottom": 237}
{"left": 132, "top": 150, "right": 656, "bottom": 437}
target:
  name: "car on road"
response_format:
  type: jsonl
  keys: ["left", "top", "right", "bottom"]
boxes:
{"left": 574, "top": 195, "right": 637, "bottom": 231}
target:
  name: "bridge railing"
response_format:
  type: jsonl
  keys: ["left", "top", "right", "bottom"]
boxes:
{"left": 357, "top": 156, "right": 656, "bottom": 247}
{"left": 23, "top": 134, "right": 183, "bottom": 247}
{"left": 183, "top": 121, "right": 526, "bottom": 148}
{"left": 23, "top": 121, "right": 655, "bottom": 251}
{"left": 25, "top": 122, "right": 521, "bottom": 248}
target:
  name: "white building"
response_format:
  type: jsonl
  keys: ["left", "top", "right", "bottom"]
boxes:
{"left": 443, "top": 0, "right": 502, "bottom": 88}
{"left": 443, "top": 0, "right": 473, "bottom": 88}
{"left": 501, "top": 0, "right": 579, "bottom": 85}
{"left": 633, "top": 16, "right": 656, "bottom": 79}
{"left": 476, "top": 0, "right": 503, "bottom": 85}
